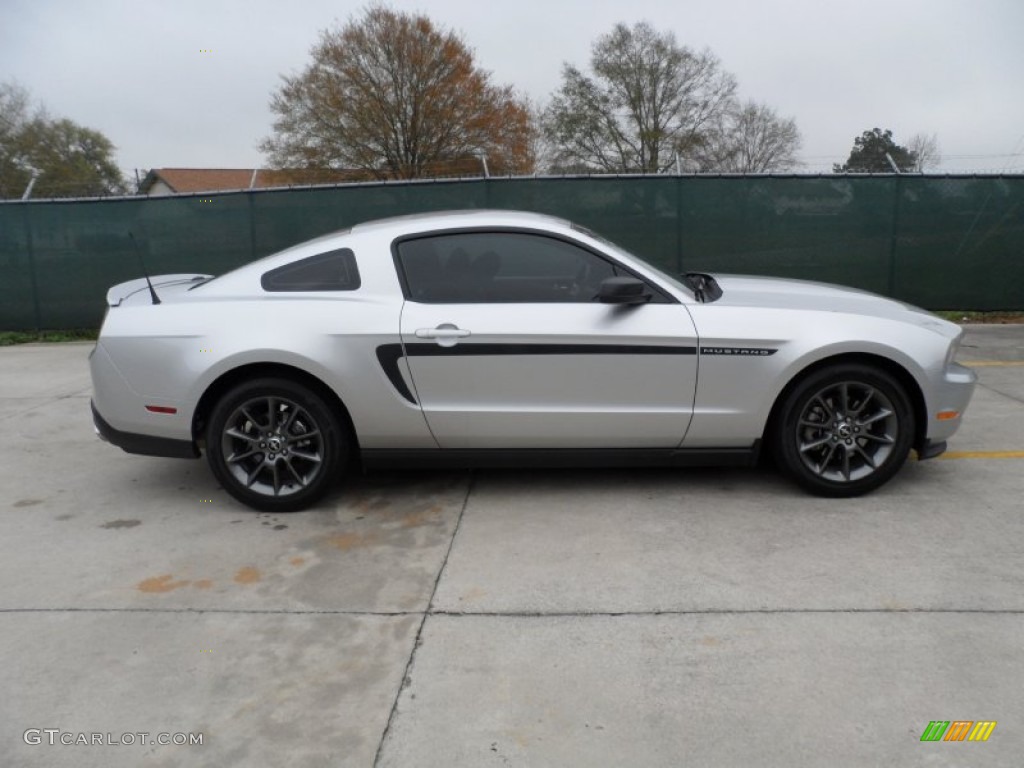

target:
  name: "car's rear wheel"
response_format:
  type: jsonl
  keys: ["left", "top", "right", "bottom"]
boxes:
{"left": 774, "top": 363, "right": 915, "bottom": 497}
{"left": 205, "top": 378, "right": 345, "bottom": 511}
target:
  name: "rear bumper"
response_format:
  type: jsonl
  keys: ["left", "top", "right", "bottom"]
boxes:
{"left": 91, "top": 401, "right": 199, "bottom": 459}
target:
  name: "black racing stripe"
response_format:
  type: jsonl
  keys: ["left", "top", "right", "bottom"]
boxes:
{"left": 375, "top": 344, "right": 417, "bottom": 404}
{"left": 403, "top": 343, "right": 697, "bottom": 357}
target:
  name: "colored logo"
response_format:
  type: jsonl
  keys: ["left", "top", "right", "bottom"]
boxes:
{"left": 920, "top": 721, "right": 996, "bottom": 742}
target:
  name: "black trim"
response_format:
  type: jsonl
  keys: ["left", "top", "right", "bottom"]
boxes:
{"left": 390, "top": 226, "right": 678, "bottom": 305}
{"left": 917, "top": 440, "right": 947, "bottom": 460}
{"left": 404, "top": 342, "right": 697, "bottom": 357}
{"left": 91, "top": 401, "right": 200, "bottom": 459}
{"left": 700, "top": 347, "right": 777, "bottom": 357}
{"left": 361, "top": 444, "right": 760, "bottom": 471}
{"left": 376, "top": 344, "right": 417, "bottom": 404}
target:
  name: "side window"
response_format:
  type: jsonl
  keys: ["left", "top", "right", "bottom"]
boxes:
{"left": 397, "top": 232, "right": 624, "bottom": 303}
{"left": 261, "top": 248, "right": 360, "bottom": 292}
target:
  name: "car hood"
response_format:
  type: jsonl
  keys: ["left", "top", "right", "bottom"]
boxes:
{"left": 710, "top": 274, "right": 960, "bottom": 338}
{"left": 106, "top": 274, "right": 213, "bottom": 307}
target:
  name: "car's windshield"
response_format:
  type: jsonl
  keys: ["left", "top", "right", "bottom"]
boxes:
{"left": 570, "top": 222, "right": 691, "bottom": 295}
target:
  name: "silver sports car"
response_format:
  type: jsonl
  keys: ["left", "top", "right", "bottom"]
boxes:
{"left": 90, "top": 210, "right": 976, "bottom": 511}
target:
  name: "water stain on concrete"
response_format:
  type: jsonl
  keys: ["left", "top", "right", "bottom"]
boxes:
{"left": 13, "top": 499, "right": 43, "bottom": 508}
{"left": 55, "top": 514, "right": 74, "bottom": 521}
{"left": 138, "top": 574, "right": 190, "bottom": 593}
{"left": 290, "top": 557, "right": 306, "bottom": 567}
{"left": 101, "top": 519, "right": 141, "bottom": 529}
{"left": 459, "top": 587, "right": 487, "bottom": 603}
{"left": 326, "top": 532, "right": 377, "bottom": 551}
{"left": 273, "top": 524, "right": 288, "bottom": 531}
{"left": 234, "top": 566, "right": 262, "bottom": 584}
{"left": 193, "top": 579, "right": 214, "bottom": 590}
{"left": 399, "top": 504, "right": 443, "bottom": 528}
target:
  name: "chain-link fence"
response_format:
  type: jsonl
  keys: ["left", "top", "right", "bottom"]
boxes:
{"left": 1, "top": 174, "right": 1021, "bottom": 329}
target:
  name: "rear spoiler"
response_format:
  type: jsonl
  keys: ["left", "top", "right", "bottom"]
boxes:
{"left": 106, "top": 274, "right": 212, "bottom": 306}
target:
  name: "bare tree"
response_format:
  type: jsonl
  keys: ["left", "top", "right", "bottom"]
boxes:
{"left": 260, "top": 7, "right": 535, "bottom": 179}
{"left": 907, "top": 132, "right": 941, "bottom": 172}
{"left": 542, "top": 22, "right": 737, "bottom": 173}
{"left": 694, "top": 100, "right": 801, "bottom": 172}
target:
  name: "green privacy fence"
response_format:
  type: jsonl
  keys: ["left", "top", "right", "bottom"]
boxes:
{"left": 1, "top": 174, "right": 1022, "bottom": 329}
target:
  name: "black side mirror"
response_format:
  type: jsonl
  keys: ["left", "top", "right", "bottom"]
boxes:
{"left": 596, "top": 276, "right": 651, "bottom": 305}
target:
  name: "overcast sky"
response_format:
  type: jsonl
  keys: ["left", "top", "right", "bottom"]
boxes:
{"left": 3, "top": 0, "right": 1023, "bottom": 178}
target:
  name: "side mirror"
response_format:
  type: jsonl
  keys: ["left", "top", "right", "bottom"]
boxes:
{"left": 597, "top": 276, "right": 651, "bottom": 305}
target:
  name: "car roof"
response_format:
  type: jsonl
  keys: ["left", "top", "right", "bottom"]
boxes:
{"left": 349, "top": 209, "right": 572, "bottom": 235}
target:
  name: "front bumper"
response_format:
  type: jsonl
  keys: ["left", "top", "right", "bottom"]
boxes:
{"left": 91, "top": 401, "right": 199, "bottom": 459}
{"left": 917, "top": 439, "right": 947, "bottom": 460}
{"left": 922, "top": 361, "right": 978, "bottom": 445}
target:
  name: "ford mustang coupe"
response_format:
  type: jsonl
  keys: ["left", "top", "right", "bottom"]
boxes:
{"left": 90, "top": 210, "right": 976, "bottom": 511}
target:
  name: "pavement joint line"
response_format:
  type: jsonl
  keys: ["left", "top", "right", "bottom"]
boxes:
{"left": 4, "top": 607, "right": 1024, "bottom": 616}
{"left": 0, "top": 388, "right": 93, "bottom": 422}
{"left": 372, "top": 471, "right": 476, "bottom": 768}
{"left": 975, "top": 381, "right": 1024, "bottom": 406}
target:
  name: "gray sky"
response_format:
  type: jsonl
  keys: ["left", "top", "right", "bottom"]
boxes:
{"left": 3, "top": 0, "right": 1023, "bottom": 177}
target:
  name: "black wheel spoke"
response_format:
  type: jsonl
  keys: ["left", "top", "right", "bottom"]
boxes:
{"left": 858, "top": 408, "right": 893, "bottom": 427}
{"left": 225, "top": 427, "right": 256, "bottom": 443}
{"left": 854, "top": 444, "right": 876, "bottom": 468}
{"left": 245, "top": 464, "right": 261, "bottom": 487}
{"left": 227, "top": 447, "right": 260, "bottom": 463}
{"left": 241, "top": 407, "right": 263, "bottom": 430}
{"left": 289, "top": 448, "right": 322, "bottom": 463}
{"left": 282, "top": 406, "right": 300, "bottom": 432}
{"left": 283, "top": 457, "right": 305, "bottom": 486}
{"left": 800, "top": 435, "right": 833, "bottom": 453}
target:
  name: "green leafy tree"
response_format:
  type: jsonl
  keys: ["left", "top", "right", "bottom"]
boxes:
{"left": 261, "top": 7, "right": 535, "bottom": 179}
{"left": 834, "top": 128, "right": 916, "bottom": 173}
{"left": 542, "top": 22, "right": 737, "bottom": 173}
{"left": 0, "top": 81, "right": 126, "bottom": 198}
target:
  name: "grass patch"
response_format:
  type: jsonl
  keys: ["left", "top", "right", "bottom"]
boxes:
{"left": 933, "top": 311, "right": 1024, "bottom": 324}
{"left": 0, "top": 329, "right": 99, "bottom": 346}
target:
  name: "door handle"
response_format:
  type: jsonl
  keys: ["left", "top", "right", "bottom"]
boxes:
{"left": 415, "top": 323, "right": 471, "bottom": 346}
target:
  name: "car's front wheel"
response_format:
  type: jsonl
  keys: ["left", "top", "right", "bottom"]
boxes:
{"left": 774, "top": 363, "right": 915, "bottom": 497}
{"left": 205, "top": 377, "right": 345, "bottom": 511}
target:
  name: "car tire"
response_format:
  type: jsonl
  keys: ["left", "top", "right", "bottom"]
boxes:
{"left": 205, "top": 377, "right": 345, "bottom": 512}
{"left": 773, "top": 363, "right": 915, "bottom": 497}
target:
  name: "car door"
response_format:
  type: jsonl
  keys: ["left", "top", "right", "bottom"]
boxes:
{"left": 393, "top": 230, "right": 698, "bottom": 450}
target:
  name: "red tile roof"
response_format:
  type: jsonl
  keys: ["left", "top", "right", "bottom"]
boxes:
{"left": 139, "top": 168, "right": 370, "bottom": 194}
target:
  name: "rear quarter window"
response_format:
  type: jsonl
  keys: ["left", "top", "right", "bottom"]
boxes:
{"left": 261, "top": 248, "right": 360, "bottom": 292}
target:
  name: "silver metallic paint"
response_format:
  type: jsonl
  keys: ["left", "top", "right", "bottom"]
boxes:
{"left": 90, "top": 210, "right": 976, "bottom": 463}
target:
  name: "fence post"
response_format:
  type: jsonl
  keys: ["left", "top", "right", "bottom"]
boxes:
{"left": 22, "top": 203, "right": 42, "bottom": 330}
{"left": 676, "top": 175, "right": 684, "bottom": 275}
{"left": 887, "top": 174, "right": 902, "bottom": 297}
{"left": 247, "top": 191, "right": 257, "bottom": 262}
